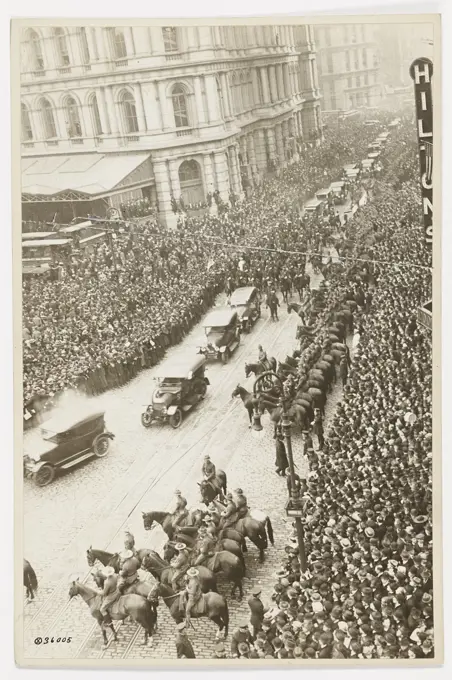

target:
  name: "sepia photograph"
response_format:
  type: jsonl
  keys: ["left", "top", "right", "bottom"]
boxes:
{"left": 12, "top": 12, "right": 441, "bottom": 667}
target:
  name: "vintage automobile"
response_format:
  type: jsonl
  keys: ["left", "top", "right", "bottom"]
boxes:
{"left": 141, "top": 355, "right": 209, "bottom": 429}
{"left": 229, "top": 286, "right": 261, "bottom": 332}
{"left": 304, "top": 198, "right": 325, "bottom": 215}
{"left": 198, "top": 308, "right": 241, "bottom": 363}
{"left": 23, "top": 409, "right": 115, "bottom": 487}
{"left": 329, "top": 181, "right": 347, "bottom": 205}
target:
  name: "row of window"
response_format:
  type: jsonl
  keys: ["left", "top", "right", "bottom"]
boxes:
{"left": 21, "top": 84, "right": 194, "bottom": 142}
{"left": 24, "top": 26, "right": 183, "bottom": 73}
{"left": 24, "top": 24, "right": 293, "bottom": 74}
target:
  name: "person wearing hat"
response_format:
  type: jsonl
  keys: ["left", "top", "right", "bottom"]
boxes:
{"left": 185, "top": 567, "right": 203, "bottom": 626}
{"left": 124, "top": 530, "right": 136, "bottom": 553}
{"left": 220, "top": 493, "right": 237, "bottom": 530}
{"left": 194, "top": 525, "right": 216, "bottom": 567}
{"left": 214, "top": 641, "right": 227, "bottom": 659}
{"left": 171, "top": 543, "right": 190, "bottom": 592}
{"left": 248, "top": 585, "right": 267, "bottom": 638}
{"left": 231, "top": 622, "right": 253, "bottom": 658}
{"left": 201, "top": 454, "right": 217, "bottom": 485}
{"left": 234, "top": 488, "right": 249, "bottom": 519}
{"left": 311, "top": 407, "right": 325, "bottom": 450}
{"left": 275, "top": 428, "right": 289, "bottom": 477}
{"left": 172, "top": 490, "right": 188, "bottom": 530}
{"left": 118, "top": 549, "right": 140, "bottom": 592}
{"left": 98, "top": 565, "right": 119, "bottom": 625}
{"left": 175, "top": 621, "right": 196, "bottom": 658}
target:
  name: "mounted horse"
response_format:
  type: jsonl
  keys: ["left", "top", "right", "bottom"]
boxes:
{"left": 140, "top": 547, "right": 217, "bottom": 594}
{"left": 68, "top": 579, "right": 156, "bottom": 647}
{"left": 198, "top": 469, "right": 227, "bottom": 504}
{"left": 150, "top": 582, "right": 229, "bottom": 639}
{"left": 244, "top": 356, "right": 278, "bottom": 381}
{"left": 24, "top": 559, "right": 38, "bottom": 601}
{"left": 207, "top": 500, "right": 274, "bottom": 562}
{"left": 231, "top": 384, "right": 259, "bottom": 425}
{"left": 86, "top": 546, "right": 155, "bottom": 573}
{"left": 91, "top": 567, "right": 155, "bottom": 602}
{"left": 163, "top": 543, "right": 245, "bottom": 600}
{"left": 141, "top": 510, "right": 203, "bottom": 545}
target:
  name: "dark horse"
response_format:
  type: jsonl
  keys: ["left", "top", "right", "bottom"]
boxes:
{"left": 208, "top": 500, "right": 274, "bottom": 562}
{"left": 244, "top": 357, "right": 278, "bottom": 381}
{"left": 141, "top": 510, "right": 203, "bottom": 545}
{"left": 197, "top": 470, "right": 227, "bottom": 504}
{"left": 287, "top": 301, "right": 306, "bottom": 321}
{"left": 91, "top": 567, "right": 156, "bottom": 603}
{"left": 24, "top": 559, "right": 38, "bottom": 601}
{"left": 86, "top": 546, "right": 155, "bottom": 573}
{"left": 141, "top": 551, "right": 217, "bottom": 593}
{"left": 163, "top": 543, "right": 245, "bottom": 600}
{"left": 150, "top": 582, "right": 229, "bottom": 639}
{"left": 231, "top": 384, "right": 259, "bottom": 425}
{"left": 69, "top": 579, "right": 156, "bottom": 647}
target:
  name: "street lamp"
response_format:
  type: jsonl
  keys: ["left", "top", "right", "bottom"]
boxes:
{"left": 252, "top": 371, "right": 308, "bottom": 573}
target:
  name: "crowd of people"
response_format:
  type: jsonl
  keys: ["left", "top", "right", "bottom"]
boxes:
{"left": 23, "top": 115, "right": 390, "bottom": 421}
{"left": 251, "top": 176, "right": 433, "bottom": 659}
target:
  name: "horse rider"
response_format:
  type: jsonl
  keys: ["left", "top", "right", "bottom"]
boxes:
{"left": 234, "top": 488, "right": 249, "bottom": 519}
{"left": 220, "top": 492, "right": 238, "bottom": 530}
{"left": 124, "top": 530, "right": 136, "bottom": 555}
{"left": 118, "top": 549, "right": 140, "bottom": 593}
{"left": 283, "top": 374, "right": 296, "bottom": 400}
{"left": 172, "top": 490, "right": 188, "bottom": 530}
{"left": 201, "top": 455, "right": 216, "bottom": 484}
{"left": 98, "top": 565, "right": 119, "bottom": 623}
{"left": 185, "top": 567, "right": 203, "bottom": 626}
{"left": 194, "top": 525, "right": 216, "bottom": 567}
{"left": 171, "top": 542, "right": 190, "bottom": 592}
{"left": 258, "top": 345, "right": 271, "bottom": 372}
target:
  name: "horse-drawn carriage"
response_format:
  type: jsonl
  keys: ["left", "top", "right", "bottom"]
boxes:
{"left": 23, "top": 409, "right": 115, "bottom": 486}
{"left": 198, "top": 308, "right": 241, "bottom": 363}
{"left": 141, "top": 355, "right": 209, "bottom": 429}
{"left": 228, "top": 286, "right": 261, "bottom": 333}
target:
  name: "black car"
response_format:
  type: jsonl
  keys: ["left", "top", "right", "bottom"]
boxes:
{"left": 23, "top": 409, "right": 115, "bottom": 487}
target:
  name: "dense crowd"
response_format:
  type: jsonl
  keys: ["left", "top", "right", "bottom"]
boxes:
{"left": 245, "top": 181, "right": 433, "bottom": 660}
{"left": 23, "top": 116, "right": 390, "bottom": 416}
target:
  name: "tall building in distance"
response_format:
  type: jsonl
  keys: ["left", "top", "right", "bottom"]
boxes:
{"left": 374, "top": 23, "right": 434, "bottom": 90}
{"left": 20, "top": 24, "right": 323, "bottom": 226}
{"left": 315, "top": 23, "right": 384, "bottom": 112}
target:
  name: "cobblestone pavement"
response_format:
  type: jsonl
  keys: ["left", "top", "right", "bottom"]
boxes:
{"left": 21, "top": 270, "right": 352, "bottom": 660}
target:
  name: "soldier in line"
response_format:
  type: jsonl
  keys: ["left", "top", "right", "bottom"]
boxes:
{"left": 248, "top": 586, "right": 267, "bottom": 638}
{"left": 175, "top": 621, "right": 196, "bottom": 658}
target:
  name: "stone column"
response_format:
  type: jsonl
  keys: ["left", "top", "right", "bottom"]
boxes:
{"left": 283, "top": 63, "right": 291, "bottom": 98}
{"left": 219, "top": 72, "right": 232, "bottom": 118}
{"left": 213, "top": 150, "right": 230, "bottom": 201}
{"left": 251, "top": 67, "right": 261, "bottom": 106}
{"left": 29, "top": 107, "right": 43, "bottom": 141}
{"left": 132, "top": 26, "right": 151, "bottom": 55}
{"left": 268, "top": 65, "right": 279, "bottom": 103}
{"left": 150, "top": 26, "right": 165, "bottom": 54}
{"left": 205, "top": 74, "right": 220, "bottom": 123}
{"left": 104, "top": 86, "right": 120, "bottom": 134}
{"left": 133, "top": 83, "right": 147, "bottom": 131}
{"left": 198, "top": 26, "right": 213, "bottom": 48}
{"left": 267, "top": 127, "right": 277, "bottom": 161}
{"left": 260, "top": 67, "right": 271, "bottom": 104}
{"left": 141, "top": 82, "right": 160, "bottom": 131}
{"left": 275, "top": 123, "right": 284, "bottom": 162}
{"left": 153, "top": 159, "right": 175, "bottom": 227}
{"left": 94, "top": 27, "right": 110, "bottom": 64}
{"left": 85, "top": 28, "right": 97, "bottom": 62}
{"left": 157, "top": 80, "right": 173, "bottom": 130}
{"left": 81, "top": 101, "right": 95, "bottom": 138}
{"left": 169, "top": 158, "right": 181, "bottom": 200}
{"left": 97, "top": 87, "right": 111, "bottom": 134}
{"left": 55, "top": 104, "right": 68, "bottom": 139}
{"left": 123, "top": 27, "right": 135, "bottom": 56}
{"left": 193, "top": 76, "right": 207, "bottom": 125}
{"left": 254, "top": 129, "right": 267, "bottom": 171}
{"left": 276, "top": 63, "right": 285, "bottom": 100}
{"left": 203, "top": 153, "right": 216, "bottom": 195}
{"left": 247, "top": 133, "right": 258, "bottom": 174}
{"left": 229, "top": 146, "right": 241, "bottom": 195}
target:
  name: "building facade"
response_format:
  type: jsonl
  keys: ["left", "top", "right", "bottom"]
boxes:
{"left": 20, "top": 24, "right": 322, "bottom": 226}
{"left": 315, "top": 23, "right": 384, "bottom": 112}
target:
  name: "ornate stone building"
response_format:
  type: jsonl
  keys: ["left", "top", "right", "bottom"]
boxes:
{"left": 20, "top": 24, "right": 322, "bottom": 226}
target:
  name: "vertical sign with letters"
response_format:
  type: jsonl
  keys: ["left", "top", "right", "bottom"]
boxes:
{"left": 410, "top": 58, "right": 433, "bottom": 246}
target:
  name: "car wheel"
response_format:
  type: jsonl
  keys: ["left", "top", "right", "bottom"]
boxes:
{"left": 169, "top": 409, "right": 183, "bottom": 429}
{"left": 34, "top": 464, "right": 55, "bottom": 487}
{"left": 222, "top": 348, "right": 230, "bottom": 364}
{"left": 93, "top": 434, "right": 110, "bottom": 458}
{"left": 199, "top": 381, "right": 208, "bottom": 398}
{"left": 141, "top": 411, "right": 153, "bottom": 428}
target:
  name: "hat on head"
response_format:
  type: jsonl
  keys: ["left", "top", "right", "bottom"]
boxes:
{"left": 175, "top": 542, "right": 186, "bottom": 551}
{"left": 175, "top": 490, "right": 182, "bottom": 495}
{"left": 102, "top": 566, "right": 115, "bottom": 577}
{"left": 238, "top": 642, "right": 249, "bottom": 654}
{"left": 176, "top": 622, "right": 186, "bottom": 631}
{"left": 204, "top": 455, "right": 210, "bottom": 459}
{"left": 214, "top": 642, "right": 226, "bottom": 656}
{"left": 120, "top": 549, "right": 133, "bottom": 560}
{"left": 239, "top": 622, "right": 249, "bottom": 630}
{"left": 251, "top": 586, "right": 262, "bottom": 596}
{"left": 186, "top": 567, "right": 199, "bottom": 578}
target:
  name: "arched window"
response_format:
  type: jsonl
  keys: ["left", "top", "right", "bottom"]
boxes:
{"left": 162, "top": 27, "right": 178, "bottom": 52}
{"left": 21, "top": 103, "right": 33, "bottom": 141}
{"left": 113, "top": 29, "right": 127, "bottom": 59}
{"left": 53, "top": 28, "right": 70, "bottom": 66}
{"left": 79, "top": 27, "right": 90, "bottom": 64}
{"left": 171, "top": 84, "right": 189, "bottom": 128}
{"left": 120, "top": 91, "right": 139, "bottom": 133}
{"left": 90, "top": 94, "right": 103, "bottom": 135}
{"left": 40, "top": 98, "right": 57, "bottom": 139}
{"left": 28, "top": 29, "right": 44, "bottom": 71}
{"left": 64, "top": 96, "right": 82, "bottom": 137}
{"left": 178, "top": 159, "right": 204, "bottom": 205}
